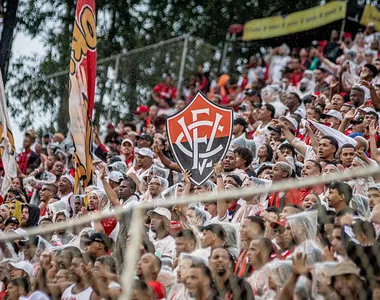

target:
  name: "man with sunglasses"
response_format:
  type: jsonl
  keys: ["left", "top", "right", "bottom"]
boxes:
{"left": 38, "top": 183, "right": 57, "bottom": 217}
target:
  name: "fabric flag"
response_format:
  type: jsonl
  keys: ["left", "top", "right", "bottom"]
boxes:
{"left": 68, "top": 0, "right": 97, "bottom": 193}
{"left": 0, "top": 70, "right": 17, "bottom": 196}
{"left": 308, "top": 120, "right": 357, "bottom": 147}
{"left": 166, "top": 91, "right": 233, "bottom": 186}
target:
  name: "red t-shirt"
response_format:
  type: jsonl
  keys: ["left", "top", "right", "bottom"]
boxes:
{"left": 153, "top": 83, "right": 177, "bottom": 100}
{"left": 268, "top": 189, "right": 301, "bottom": 209}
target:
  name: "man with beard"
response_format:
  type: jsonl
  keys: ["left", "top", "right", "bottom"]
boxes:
{"left": 117, "top": 177, "right": 139, "bottom": 210}
{"left": 235, "top": 216, "right": 265, "bottom": 278}
{"left": 120, "top": 138, "right": 134, "bottom": 169}
{"left": 38, "top": 183, "right": 57, "bottom": 217}
{"left": 52, "top": 211, "right": 74, "bottom": 245}
{"left": 247, "top": 238, "right": 275, "bottom": 295}
{"left": 57, "top": 174, "right": 74, "bottom": 215}
{"left": 209, "top": 247, "right": 253, "bottom": 299}
{"left": 20, "top": 204, "right": 40, "bottom": 228}
{"left": 186, "top": 259, "right": 217, "bottom": 300}
{"left": 299, "top": 160, "right": 324, "bottom": 201}
{"left": 52, "top": 252, "right": 101, "bottom": 300}
{"left": 127, "top": 148, "right": 154, "bottom": 181}
{"left": 368, "top": 184, "right": 380, "bottom": 210}
{"left": 136, "top": 253, "right": 166, "bottom": 299}
{"left": 0, "top": 205, "right": 9, "bottom": 227}
{"left": 86, "top": 233, "right": 112, "bottom": 263}
{"left": 327, "top": 182, "right": 352, "bottom": 214}
{"left": 222, "top": 150, "right": 237, "bottom": 175}
{"left": 147, "top": 207, "right": 175, "bottom": 272}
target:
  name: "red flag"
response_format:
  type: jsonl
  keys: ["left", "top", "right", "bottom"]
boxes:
{"left": 69, "top": 0, "right": 97, "bottom": 193}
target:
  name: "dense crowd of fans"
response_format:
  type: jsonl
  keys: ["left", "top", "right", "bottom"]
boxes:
{"left": 2, "top": 23, "right": 380, "bottom": 299}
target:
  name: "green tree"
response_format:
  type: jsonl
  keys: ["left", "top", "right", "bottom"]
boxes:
{"left": 0, "top": 0, "right": 20, "bottom": 83}
{"left": 9, "top": 0, "right": 324, "bottom": 133}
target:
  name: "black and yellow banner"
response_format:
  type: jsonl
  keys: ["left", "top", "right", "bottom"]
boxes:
{"left": 243, "top": 1, "right": 347, "bottom": 41}
{"left": 360, "top": 5, "right": 380, "bottom": 31}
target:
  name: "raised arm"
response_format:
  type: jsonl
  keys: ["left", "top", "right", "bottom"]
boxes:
{"left": 153, "top": 144, "right": 181, "bottom": 172}
{"left": 215, "top": 162, "right": 227, "bottom": 220}
{"left": 338, "top": 108, "right": 355, "bottom": 133}
{"left": 98, "top": 163, "right": 120, "bottom": 208}
{"left": 369, "top": 121, "right": 380, "bottom": 163}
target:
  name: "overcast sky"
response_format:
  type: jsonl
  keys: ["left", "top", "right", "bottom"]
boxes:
{"left": 10, "top": 32, "right": 45, "bottom": 150}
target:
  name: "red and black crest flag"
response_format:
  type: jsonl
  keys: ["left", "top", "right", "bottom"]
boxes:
{"left": 69, "top": 0, "right": 97, "bottom": 193}
{"left": 167, "top": 91, "right": 233, "bottom": 186}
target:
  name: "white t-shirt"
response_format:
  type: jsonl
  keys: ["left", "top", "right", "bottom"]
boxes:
{"left": 127, "top": 166, "right": 151, "bottom": 181}
{"left": 151, "top": 234, "right": 176, "bottom": 271}
{"left": 61, "top": 284, "right": 93, "bottom": 300}
{"left": 253, "top": 122, "right": 270, "bottom": 151}
{"left": 269, "top": 55, "right": 291, "bottom": 82}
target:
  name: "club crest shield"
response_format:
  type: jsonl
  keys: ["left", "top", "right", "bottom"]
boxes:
{"left": 167, "top": 91, "right": 233, "bottom": 186}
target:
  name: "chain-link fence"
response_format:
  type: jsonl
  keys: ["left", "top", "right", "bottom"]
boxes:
{"left": 15, "top": 36, "right": 220, "bottom": 131}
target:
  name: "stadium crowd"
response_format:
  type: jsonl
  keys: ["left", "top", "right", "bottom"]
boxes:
{"left": 2, "top": 24, "right": 380, "bottom": 300}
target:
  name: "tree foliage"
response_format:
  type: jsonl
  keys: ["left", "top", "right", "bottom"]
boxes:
{"left": 8, "top": 0, "right": 323, "bottom": 133}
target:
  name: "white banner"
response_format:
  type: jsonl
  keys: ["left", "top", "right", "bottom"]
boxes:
{"left": 0, "top": 71, "right": 17, "bottom": 196}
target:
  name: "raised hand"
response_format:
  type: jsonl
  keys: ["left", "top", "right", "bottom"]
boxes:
{"left": 182, "top": 169, "right": 192, "bottom": 185}
{"left": 369, "top": 121, "right": 378, "bottom": 136}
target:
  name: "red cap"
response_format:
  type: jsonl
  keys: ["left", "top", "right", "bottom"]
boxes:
{"left": 147, "top": 281, "right": 166, "bottom": 299}
{"left": 343, "top": 32, "right": 352, "bottom": 39}
{"left": 107, "top": 123, "right": 114, "bottom": 129}
{"left": 270, "top": 219, "right": 286, "bottom": 229}
{"left": 169, "top": 221, "right": 183, "bottom": 236}
{"left": 134, "top": 105, "right": 149, "bottom": 114}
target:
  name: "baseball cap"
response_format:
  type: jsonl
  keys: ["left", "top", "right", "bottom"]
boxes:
{"left": 5, "top": 217, "right": 19, "bottom": 226}
{"left": 321, "top": 109, "right": 343, "bottom": 121}
{"left": 121, "top": 138, "right": 134, "bottom": 148}
{"left": 106, "top": 123, "right": 114, "bottom": 129}
{"left": 245, "top": 89, "right": 260, "bottom": 97}
{"left": 25, "top": 129, "right": 37, "bottom": 139}
{"left": 330, "top": 261, "right": 364, "bottom": 280}
{"left": 369, "top": 183, "right": 380, "bottom": 192}
{"left": 19, "top": 236, "right": 39, "bottom": 247}
{"left": 147, "top": 207, "right": 171, "bottom": 221}
{"left": 108, "top": 171, "right": 124, "bottom": 183}
{"left": 137, "top": 148, "right": 154, "bottom": 158}
{"left": 8, "top": 261, "right": 34, "bottom": 278}
{"left": 6, "top": 228, "right": 28, "bottom": 240}
{"left": 359, "top": 107, "right": 377, "bottom": 114}
{"left": 350, "top": 117, "right": 364, "bottom": 125}
{"left": 134, "top": 105, "right": 149, "bottom": 115}
{"left": 234, "top": 117, "right": 248, "bottom": 128}
{"left": 201, "top": 224, "right": 226, "bottom": 241}
{"left": 343, "top": 32, "right": 352, "bottom": 39}
{"left": 268, "top": 126, "right": 281, "bottom": 134}
{"left": 88, "top": 233, "right": 112, "bottom": 250}
{"left": 270, "top": 219, "right": 286, "bottom": 229}
{"left": 238, "top": 103, "right": 250, "bottom": 112}
{"left": 279, "top": 116, "right": 298, "bottom": 131}
{"left": 136, "top": 133, "right": 154, "bottom": 145}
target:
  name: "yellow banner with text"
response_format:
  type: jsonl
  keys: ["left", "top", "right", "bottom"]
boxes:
{"left": 243, "top": 1, "right": 347, "bottom": 41}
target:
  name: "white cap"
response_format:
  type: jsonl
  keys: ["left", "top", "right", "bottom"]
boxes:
{"left": 147, "top": 207, "right": 171, "bottom": 221}
{"left": 279, "top": 116, "right": 298, "bottom": 130}
{"left": 61, "top": 174, "right": 74, "bottom": 187}
{"left": 324, "top": 109, "right": 343, "bottom": 121}
{"left": 8, "top": 261, "right": 33, "bottom": 278}
{"left": 108, "top": 171, "right": 123, "bottom": 183}
{"left": 359, "top": 107, "right": 377, "bottom": 114}
{"left": 121, "top": 139, "right": 134, "bottom": 148}
{"left": 137, "top": 148, "right": 154, "bottom": 158}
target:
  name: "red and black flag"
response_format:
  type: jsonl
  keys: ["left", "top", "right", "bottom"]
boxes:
{"left": 167, "top": 91, "right": 233, "bottom": 186}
